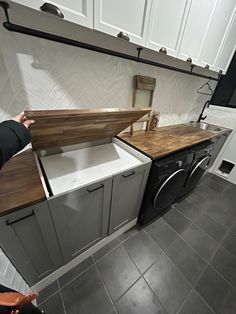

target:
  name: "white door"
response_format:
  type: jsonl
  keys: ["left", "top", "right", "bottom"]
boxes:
{"left": 178, "top": 0, "right": 217, "bottom": 66}
{"left": 146, "top": 0, "right": 191, "bottom": 57}
{"left": 199, "top": 0, "right": 236, "bottom": 72}
{"left": 94, "top": 0, "right": 152, "bottom": 45}
{"left": 13, "top": 0, "right": 94, "bottom": 28}
{"left": 215, "top": 8, "right": 236, "bottom": 73}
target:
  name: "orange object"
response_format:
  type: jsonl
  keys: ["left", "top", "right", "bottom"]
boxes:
{"left": 0, "top": 291, "right": 38, "bottom": 313}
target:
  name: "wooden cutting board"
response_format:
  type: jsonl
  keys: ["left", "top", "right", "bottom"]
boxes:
{"left": 25, "top": 108, "right": 151, "bottom": 150}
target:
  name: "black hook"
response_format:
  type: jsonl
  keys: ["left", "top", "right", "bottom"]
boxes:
{"left": 0, "top": 1, "right": 10, "bottom": 23}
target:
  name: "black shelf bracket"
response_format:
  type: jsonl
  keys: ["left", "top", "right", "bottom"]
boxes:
{"left": 0, "top": 1, "right": 220, "bottom": 82}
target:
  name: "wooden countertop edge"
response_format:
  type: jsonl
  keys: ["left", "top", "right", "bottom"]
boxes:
{"left": 0, "top": 196, "right": 47, "bottom": 218}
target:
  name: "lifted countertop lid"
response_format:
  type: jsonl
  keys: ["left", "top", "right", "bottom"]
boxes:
{"left": 25, "top": 108, "right": 151, "bottom": 150}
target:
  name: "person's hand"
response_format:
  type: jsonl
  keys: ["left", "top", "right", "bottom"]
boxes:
{"left": 12, "top": 112, "right": 35, "bottom": 129}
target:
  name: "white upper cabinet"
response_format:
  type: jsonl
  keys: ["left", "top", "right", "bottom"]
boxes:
{"left": 146, "top": 0, "right": 191, "bottom": 57}
{"left": 94, "top": 0, "right": 152, "bottom": 45}
{"left": 215, "top": 7, "right": 236, "bottom": 73}
{"left": 13, "top": 0, "right": 94, "bottom": 28}
{"left": 178, "top": 0, "right": 218, "bottom": 65}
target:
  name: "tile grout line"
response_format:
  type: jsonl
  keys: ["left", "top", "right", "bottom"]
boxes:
{"left": 57, "top": 279, "right": 67, "bottom": 314}
{"left": 92, "top": 255, "right": 119, "bottom": 314}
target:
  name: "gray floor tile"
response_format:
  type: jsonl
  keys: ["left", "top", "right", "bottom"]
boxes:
{"left": 37, "top": 280, "right": 59, "bottom": 305}
{"left": 62, "top": 265, "right": 115, "bottom": 314}
{"left": 196, "top": 266, "right": 236, "bottom": 314}
{"left": 182, "top": 224, "right": 218, "bottom": 261}
{"left": 195, "top": 185, "right": 221, "bottom": 201}
{"left": 194, "top": 212, "right": 227, "bottom": 242}
{"left": 210, "top": 246, "right": 236, "bottom": 289}
{"left": 221, "top": 231, "right": 236, "bottom": 257}
{"left": 166, "top": 237, "right": 206, "bottom": 285}
{"left": 118, "top": 225, "right": 139, "bottom": 242}
{"left": 96, "top": 245, "right": 140, "bottom": 301}
{"left": 223, "top": 186, "right": 236, "bottom": 203}
{"left": 59, "top": 256, "right": 94, "bottom": 288}
{"left": 115, "top": 277, "right": 167, "bottom": 314}
{"left": 174, "top": 199, "right": 201, "bottom": 221}
{"left": 124, "top": 230, "right": 162, "bottom": 273}
{"left": 162, "top": 207, "right": 191, "bottom": 235}
{"left": 206, "top": 203, "right": 235, "bottom": 229}
{"left": 216, "top": 194, "right": 236, "bottom": 217}
{"left": 144, "top": 254, "right": 191, "bottom": 314}
{"left": 144, "top": 218, "right": 178, "bottom": 252}
{"left": 178, "top": 289, "right": 214, "bottom": 314}
{"left": 200, "top": 177, "right": 225, "bottom": 194}
{"left": 39, "top": 292, "right": 65, "bottom": 314}
{"left": 187, "top": 191, "right": 211, "bottom": 211}
{"left": 93, "top": 238, "right": 121, "bottom": 262}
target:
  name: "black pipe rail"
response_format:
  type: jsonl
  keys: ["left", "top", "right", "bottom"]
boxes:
{"left": 0, "top": 1, "right": 220, "bottom": 82}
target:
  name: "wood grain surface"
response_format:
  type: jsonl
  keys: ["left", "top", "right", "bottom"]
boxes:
{"left": 25, "top": 108, "right": 151, "bottom": 150}
{"left": 0, "top": 150, "right": 46, "bottom": 216}
{"left": 118, "top": 124, "right": 228, "bottom": 159}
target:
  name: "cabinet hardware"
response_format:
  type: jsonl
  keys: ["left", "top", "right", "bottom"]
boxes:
{"left": 6, "top": 211, "right": 35, "bottom": 226}
{"left": 122, "top": 170, "right": 135, "bottom": 178}
{"left": 186, "top": 57, "right": 192, "bottom": 63}
{"left": 40, "top": 3, "right": 64, "bottom": 18}
{"left": 159, "top": 47, "right": 167, "bottom": 54}
{"left": 117, "top": 31, "right": 130, "bottom": 41}
{"left": 87, "top": 184, "right": 104, "bottom": 193}
{"left": 205, "top": 64, "right": 210, "bottom": 69}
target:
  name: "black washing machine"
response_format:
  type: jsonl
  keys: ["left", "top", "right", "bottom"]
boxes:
{"left": 177, "top": 140, "right": 214, "bottom": 199}
{"left": 138, "top": 149, "right": 194, "bottom": 225}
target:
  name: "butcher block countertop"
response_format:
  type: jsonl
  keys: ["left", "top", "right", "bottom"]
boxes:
{"left": 118, "top": 124, "right": 231, "bottom": 160}
{"left": 0, "top": 150, "right": 46, "bottom": 217}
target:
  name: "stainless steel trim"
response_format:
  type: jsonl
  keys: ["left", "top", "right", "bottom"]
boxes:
{"left": 186, "top": 156, "right": 210, "bottom": 185}
{"left": 153, "top": 168, "right": 185, "bottom": 209}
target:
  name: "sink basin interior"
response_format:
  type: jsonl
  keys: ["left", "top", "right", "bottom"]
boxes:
{"left": 189, "top": 122, "right": 225, "bottom": 132}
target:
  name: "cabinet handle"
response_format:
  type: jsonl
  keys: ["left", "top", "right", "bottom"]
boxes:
{"left": 6, "top": 211, "right": 35, "bottom": 226}
{"left": 87, "top": 184, "right": 104, "bottom": 193}
{"left": 186, "top": 57, "right": 192, "bottom": 63}
{"left": 117, "top": 31, "right": 130, "bottom": 41}
{"left": 40, "top": 3, "right": 64, "bottom": 18}
{"left": 122, "top": 170, "right": 135, "bottom": 178}
{"left": 205, "top": 64, "right": 210, "bottom": 69}
{"left": 159, "top": 47, "right": 167, "bottom": 54}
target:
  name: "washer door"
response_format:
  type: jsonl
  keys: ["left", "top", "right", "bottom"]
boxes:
{"left": 153, "top": 168, "right": 186, "bottom": 213}
{"left": 185, "top": 155, "right": 210, "bottom": 191}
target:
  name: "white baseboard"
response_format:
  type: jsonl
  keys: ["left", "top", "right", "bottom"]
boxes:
{"left": 31, "top": 218, "right": 137, "bottom": 292}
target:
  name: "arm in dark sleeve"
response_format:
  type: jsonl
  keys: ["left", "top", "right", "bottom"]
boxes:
{"left": 0, "top": 120, "right": 31, "bottom": 169}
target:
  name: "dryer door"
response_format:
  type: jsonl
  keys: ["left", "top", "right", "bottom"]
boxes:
{"left": 185, "top": 155, "right": 211, "bottom": 191}
{"left": 153, "top": 168, "right": 186, "bottom": 213}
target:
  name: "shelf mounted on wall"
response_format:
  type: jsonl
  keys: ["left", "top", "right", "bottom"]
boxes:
{"left": 0, "top": 1, "right": 221, "bottom": 82}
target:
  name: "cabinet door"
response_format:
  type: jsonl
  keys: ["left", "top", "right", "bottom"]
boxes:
{"left": 13, "top": 0, "right": 93, "bottom": 28}
{"left": 48, "top": 178, "right": 112, "bottom": 263}
{"left": 0, "top": 202, "right": 63, "bottom": 286}
{"left": 146, "top": 0, "right": 191, "bottom": 57}
{"left": 94, "top": 0, "right": 152, "bottom": 45}
{"left": 109, "top": 163, "right": 150, "bottom": 234}
{"left": 215, "top": 9, "right": 236, "bottom": 73}
{"left": 199, "top": 0, "right": 236, "bottom": 72}
{"left": 178, "top": 0, "right": 217, "bottom": 65}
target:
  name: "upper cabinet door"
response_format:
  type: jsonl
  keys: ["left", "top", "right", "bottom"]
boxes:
{"left": 178, "top": 0, "right": 217, "bottom": 65}
{"left": 94, "top": 0, "right": 152, "bottom": 45}
{"left": 198, "top": 0, "right": 236, "bottom": 72}
{"left": 13, "top": 0, "right": 94, "bottom": 28}
{"left": 215, "top": 8, "right": 236, "bottom": 73}
{"left": 146, "top": 0, "right": 191, "bottom": 57}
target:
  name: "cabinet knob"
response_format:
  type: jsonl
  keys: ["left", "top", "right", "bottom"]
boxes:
{"left": 40, "top": 2, "right": 64, "bottom": 18}
{"left": 186, "top": 57, "right": 192, "bottom": 63}
{"left": 205, "top": 64, "right": 210, "bottom": 69}
{"left": 218, "top": 70, "right": 223, "bottom": 74}
{"left": 117, "top": 31, "right": 130, "bottom": 41}
{"left": 159, "top": 47, "right": 167, "bottom": 54}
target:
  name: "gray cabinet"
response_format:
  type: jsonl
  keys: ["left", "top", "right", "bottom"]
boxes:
{"left": 0, "top": 202, "right": 63, "bottom": 286}
{"left": 48, "top": 178, "right": 112, "bottom": 263}
{"left": 109, "top": 163, "right": 150, "bottom": 234}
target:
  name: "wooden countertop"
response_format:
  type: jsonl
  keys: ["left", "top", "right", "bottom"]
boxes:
{"left": 118, "top": 124, "right": 230, "bottom": 160}
{"left": 0, "top": 150, "right": 46, "bottom": 217}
